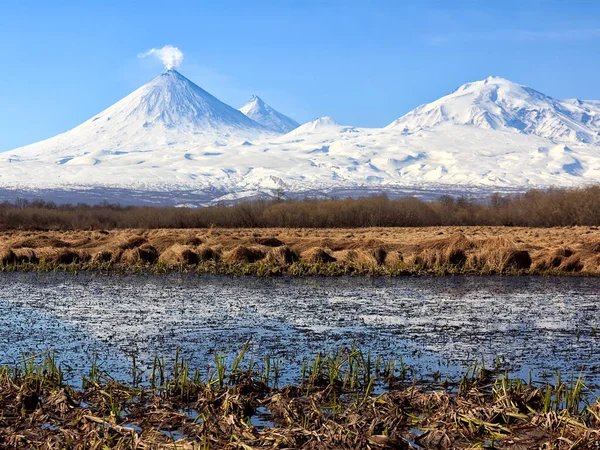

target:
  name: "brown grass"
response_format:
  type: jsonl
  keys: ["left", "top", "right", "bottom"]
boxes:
{"left": 11, "top": 247, "right": 39, "bottom": 264}
{"left": 223, "top": 245, "right": 266, "bottom": 264}
{"left": 2, "top": 226, "right": 600, "bottom": 275}
{"left": 266, "top": 245, "right": 299, "bottom": 265}
{"left": 301, "top": 247, "right": 336, "bottom": 264}
{"left": 120, "top": 243, "right": 159, "bottom": 265}
{"left": 158, "top": 244, "right": 200, "bottom": 266}
{"left": 196, "top": 244, "right": 221, "bottom": 262}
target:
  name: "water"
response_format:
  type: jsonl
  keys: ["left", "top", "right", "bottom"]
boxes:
{"left": 1, "top": 273, "right": 599, "bottom": 388}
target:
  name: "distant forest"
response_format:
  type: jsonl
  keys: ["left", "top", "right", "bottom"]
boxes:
{"left": 1, "top": 186, "right": 600, "bottom": 230}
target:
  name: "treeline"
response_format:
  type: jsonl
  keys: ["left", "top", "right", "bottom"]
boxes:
{"left": 1, "top": 186, "right": 600, "bottom": 230}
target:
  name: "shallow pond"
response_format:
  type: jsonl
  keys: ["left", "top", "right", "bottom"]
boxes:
{"left": 1, "top": 273, "right": 599, "bottom": 388}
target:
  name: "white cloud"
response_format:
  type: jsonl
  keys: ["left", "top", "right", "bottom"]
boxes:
{"left": 138, "top": 45, "right": 184, "bottom": 70}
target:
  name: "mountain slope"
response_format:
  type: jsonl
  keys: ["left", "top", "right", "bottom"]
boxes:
{"left": 9, "top": 70, "right": 270, "bottom": 159}
{"left": 239, "top": 95, "right": 300, "bottom": 133}
{"left": 387, "top": 76, "right": 600, "bottom": 145}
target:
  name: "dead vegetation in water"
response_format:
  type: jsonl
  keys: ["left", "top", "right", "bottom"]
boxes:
{"left": 1, "top": 350, "right": 599, "bottom": 449}
{"left": 2, "top": 226, "right": 600, "bottom": 275}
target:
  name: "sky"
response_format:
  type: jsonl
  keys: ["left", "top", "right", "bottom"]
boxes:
{"left": 1, "top": 0, "right": 599, "bottom": 152}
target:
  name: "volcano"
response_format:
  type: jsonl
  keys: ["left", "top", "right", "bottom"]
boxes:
{"left": 239, "top": 95, "right": 300, "bottom": 133}
{"left": 9, "top": 70, "right": 271, "bottom": 159}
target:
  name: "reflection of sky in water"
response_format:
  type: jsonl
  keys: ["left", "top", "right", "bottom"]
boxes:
{"left": 1, "top": 273, "right": 599, "bottom": 388}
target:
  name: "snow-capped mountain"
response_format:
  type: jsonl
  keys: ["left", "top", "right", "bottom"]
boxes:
{"left": 2, "top": 73, "right": 600, "bottom": 206}
{"left": 239, "top": 95, "right": 299, "bottom": 133}
{"left": 387, "top": 76, "right": 600, "bottom": 145}
{"left": 10, "top": 70, "right": 271, "bottom": 159}
{"left": 285, "top": 116, "right": 346, "bottom": 135}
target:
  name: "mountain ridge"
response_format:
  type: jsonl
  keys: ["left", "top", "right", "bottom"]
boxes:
{"left": 2, "top": 72, "right": 600, "bottom": 205}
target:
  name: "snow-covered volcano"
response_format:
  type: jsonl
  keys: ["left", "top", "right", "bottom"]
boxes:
{"left": 10, "top": 70, "right": 270, "bottom": 159}
{"left": 239, "top": 95, "right": 299, "bottom": 133}
{"left": 2, "top": 74, "right": 600, "bottom": 206}
{"left": 387, "top": 76, "right": 600, "bottom": 145}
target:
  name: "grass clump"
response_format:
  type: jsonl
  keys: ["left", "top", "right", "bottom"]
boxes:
{"left": 301, "top": 247, "right": 336, "bottom": 264}
{"left": 224, "top": 245, "right": 266, "bottom": 264}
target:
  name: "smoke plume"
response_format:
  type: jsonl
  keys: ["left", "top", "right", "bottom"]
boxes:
{"left": 138, "top": 45, "right": 184, "bottom": 70}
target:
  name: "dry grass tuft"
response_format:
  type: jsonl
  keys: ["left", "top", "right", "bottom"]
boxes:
{"left": 224, "top": 245, "right": 266, "bottom": 264}
{"left": 120, "top": 244, "right": 159, "bottom": 265}
{"left": 301, "top": 247, "right": 336, "bottom": 263}
{"left": 413, "top": 235, "right": 471, "bottom": 270}
{"left": 369, "top": 247, "right": 388, "bottom": 265}
{"left": 119, "top": 248, "right": 139, "bottom": 265}
{"left": 337, "top": 249, "right": 379, "bottom": 268}
{"left": 465, "top": 236, "right": 531, "bottom": 272}
{"left": 422, "top": 232, "right": 475, "bottom": 251}
{"left": 266, "top": 245, "right": 299, "bottom": 265}
{"left": 91, "top": 250, "right": 114, "bottom": 264}
{"left": 118, "top": 235, "right": 147, "bottom": 250}
{"left": 11, "top": 236, "right": 71, "bottom": 249}
{"left": 147, "top": 234, "right": 181, "bottom": 253}
{"left": 502, "top": 249, "right": 532, "bottom": 270}
{"left": 137, "top": 243, "right": 160, "bottom": 264}
{"left": 559, "top": 253, "right": 584, "bottom": 272}
{"left": 183, "top": 236, "right": 203, "bottom": 246}
{"left": 468, "top": 247, "right": 531, "bottom": 272}
{"left": 12, "top": 248, "right": 40, "bottom": 264}
{"left": 533, "top": 248, "right": 573, "bottom": 271}
{"left": 158, "top": 244, "right": 200, "bottom": 266}
{"left": 253, "top": 237, "right": 285, "bottom": 247}
{"left": 33, "top": 247, "right": 82, "bottom": 265}
{"left": 384, "top": 250, "right": 404, "bottom": 267}
{"left": 196, "top": 244, "right": 220, "bottom": 262}
{"left": 0, "top": 247, "right": 16, "bottom": 265}
{"left": 410, "top": 232, "right": 476, "bottom": 270}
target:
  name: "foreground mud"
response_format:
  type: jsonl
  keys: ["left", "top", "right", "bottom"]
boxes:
{"left": 1, "top": 226, "right": 600, "bottom": 275}
{"left": 1, "top": 350, "right": 599, "bottom": 449}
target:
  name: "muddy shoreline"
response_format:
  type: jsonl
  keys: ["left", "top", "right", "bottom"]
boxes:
{"left": 1, "top": 349, "right": 599, "bottom": 449}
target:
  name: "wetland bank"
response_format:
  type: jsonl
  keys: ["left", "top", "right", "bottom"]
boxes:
{"left": 2, "top": 226, "right": 600, "bottom": 276}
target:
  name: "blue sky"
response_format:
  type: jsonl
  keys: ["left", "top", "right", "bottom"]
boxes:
{"left": 1, "top": 0, "right": 599, "bottom": 152}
